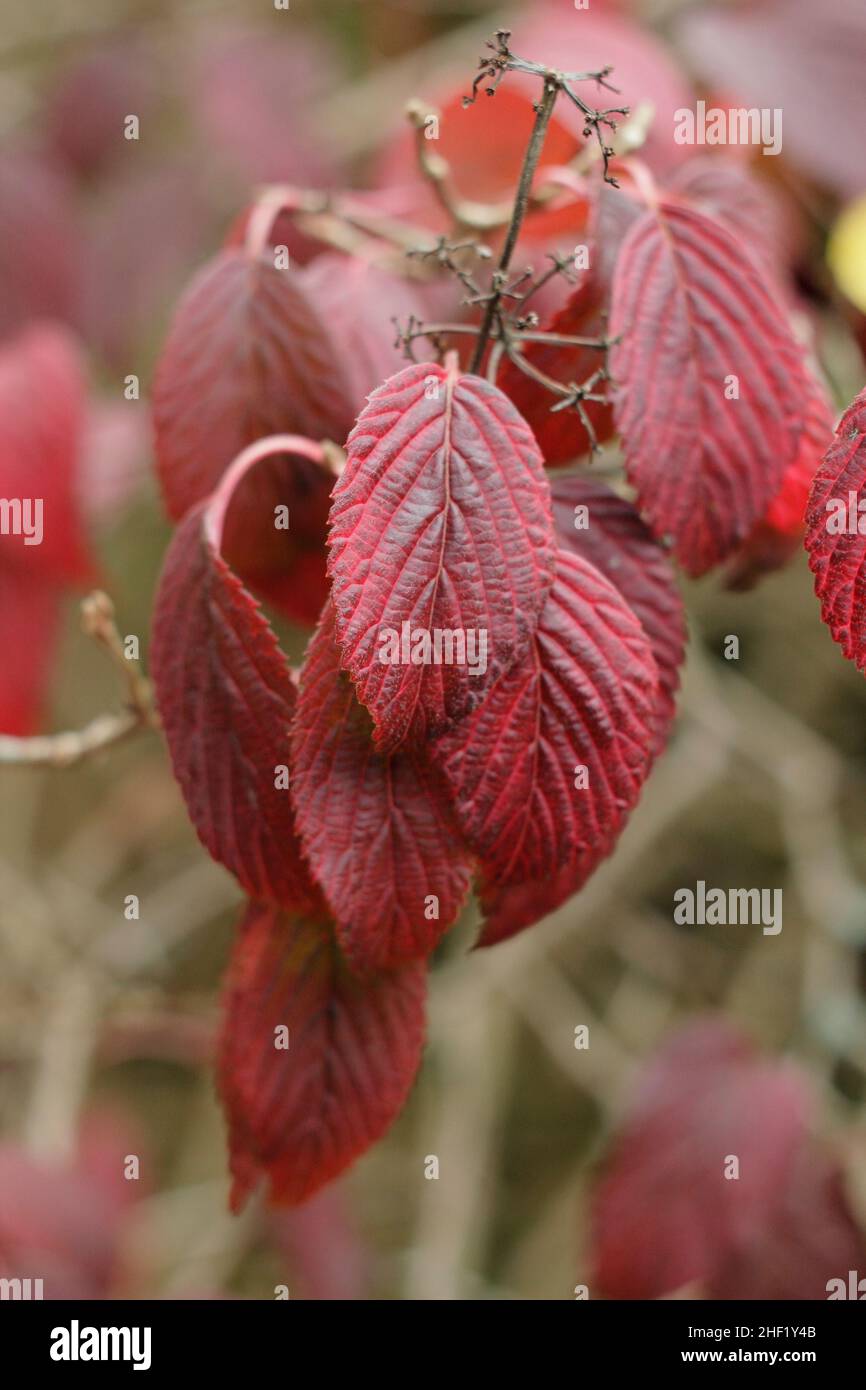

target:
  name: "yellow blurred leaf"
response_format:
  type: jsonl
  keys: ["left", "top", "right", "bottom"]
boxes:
{"left": 828, "top": 195, "right": 866, "bottom": 312}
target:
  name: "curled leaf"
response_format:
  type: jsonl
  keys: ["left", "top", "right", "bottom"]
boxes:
{"left": 151, "top": 437, "right": 326, "bottom": 912}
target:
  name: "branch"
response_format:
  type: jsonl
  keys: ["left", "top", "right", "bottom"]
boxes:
{"left": 405, "top": 100, "right": 512, "bottom": 233}
{"left": 464, "top": 31, "right": 627, "bottom": 375}
{"left": 503, "top": 347, "right": 608, "bottom": 452}
{"left": 0, "top": 592, "right": 159, "bottom": 768}
{"left": 469, "top": 74, "right": 559, "bottom": 373}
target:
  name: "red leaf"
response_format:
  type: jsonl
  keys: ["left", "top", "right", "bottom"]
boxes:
{"left": 0, "top": 571, "right": 61, "bottom": 736}
{"left": 152, "top": 247, "right": 354, "bottom": 521}
{"left": 150, "top": 438, "right": 325, "bottom": 912}
{"left": 43, "top": 38, "right": 156, "bottom": 181}
{"left": 300, "top": 255, "right": 424, "bottom": 416}
{"left": 81, "top": 160, "right": 213, "bottom": 371}
{"left": 496, "top": 183, "right": 640, "bottom": 466}
{"left": 727, "top": 370, "right": 835, "bottom": 589}
{"left": 609, "top": 200, "right": 807, "bottom": 575}
{"left": 0, "top": 1144, "right": 128, "bottom": 1300}
{"left": 551, "top": 474, "right": 686, "bottom": 746}
{"left": 666, "top": 156, "right": 791, "bottom": 278}
{"left": 291, "top": 602, "right": 472, "bottom": 973}
{"left": 219, "top": 441, "right": 337, "bottom": 629}
{"left": 218, "top": 901, "right": 426, "bottom": 1209}
{"left": 0, "top": 153, "right": 81, "bottom": 340}
{"left": 79, "top": 399, "right": 149, "bottom": 525}
{"left": 189, "top": 23, "right": 340, "bottom": 187}
{"left": 0, "top": 325, "right": 94, "bottom": 734}
{"left": 377, "top": 86, "right": 580, "bottom": 233}
{"left": 438, "top": 547, "right": 658, "bottom": 947}
{"left": 328, "top": 360, "right": 556, "bottom": 753}
{"left": 805, "top": 385, "right": 866, "bottom": 668}
{"left": 710, "top": 1139, "right": 866, "bottom": 1300}
{"left": 0, "top": 324, "right": 93, "bottom": 585}
{"left": 591, "top": 1020, "right": 813, "bottom": 1299}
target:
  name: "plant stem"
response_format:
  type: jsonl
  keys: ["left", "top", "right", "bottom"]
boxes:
{"left": 468, "top": 76, "right": 559, "bottom": 375}
{"left": 0, "top": 592, "right": 158, "bottom": 769}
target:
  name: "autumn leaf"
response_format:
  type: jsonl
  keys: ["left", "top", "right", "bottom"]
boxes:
{"left": 609, "top": 200, "right": 808, "bottom": 575}
{"left": 219, "top": 901, "right": 426, "bottom": 1209}
{"left": 291, "top": 602, "right": 472, "bottom": 973}
{"left": 328, "top": 359, "right": 556, "bottom": 752}
{"left": 439, "top": 547, "right": 658, "bottom": 946}
{"left": 805, "top": 385, "right": 866, "bottom": 668}
{"left": 152, "top": 247, "right": 355, "bottom": 520}
{"left": 150, "top": 437, "right": 325, "bottom": 912}
{"left": 550, "top": 473, "right": 686, "bottom": 747}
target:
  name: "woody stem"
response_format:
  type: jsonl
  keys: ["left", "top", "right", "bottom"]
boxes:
{"left": 468, "top": 76, "right": 559, "bottom": 375}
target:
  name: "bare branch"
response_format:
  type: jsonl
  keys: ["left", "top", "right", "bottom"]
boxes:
{"left": 0, "top": 592, "right": 159, "bottom": 769}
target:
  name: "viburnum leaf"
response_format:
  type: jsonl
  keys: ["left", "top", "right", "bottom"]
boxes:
{"left": 152, "top": 246, "right": 355, "bottom": 520}
{"left": 727, "top": 369, "right": 835, "bottom": 589}
{"left": 609, "top": 199, "right": 808, "bottom": 575}
{"left": 218, "top": 438, "right": 338, "bottom": 628}
{"left": 439, "top": 548, "right": 658, "bottom": 947}
{"left": 590, "top": 1020, "right": 824, "bottom": 1299}
{"left": 219, "top": 901, "right": 426, "bottom": 1209}
{"left": 805, "top": 384, "right": 866, "bottom": 667}
{"left": 150, "top": 437, "right": 325, "bottom": 912}
{"left": 291, "top": 602, "right": 472, "bottom": 974}
{"left": 550, "top": 474, "right": 686, "bottom": 748}
{"left": 300, "top": 255, "right": 424, "bottom": 416}
{"left": 327, "top": 359, "right": 556, "bottom": 753}
{"left": 666, "top": 157, "right": 789, "bottom": 279}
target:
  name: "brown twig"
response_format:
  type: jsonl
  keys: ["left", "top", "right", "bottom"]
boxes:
{"left": 468, "top": 73, "right": 560, "bottom": 373}
{"left": 0, "top": 592, "right": 158, "bottom": 768}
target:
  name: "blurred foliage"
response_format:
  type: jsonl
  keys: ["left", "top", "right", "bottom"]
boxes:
{"left": 1, "top": 0, "right": 866, "bottom": 1299}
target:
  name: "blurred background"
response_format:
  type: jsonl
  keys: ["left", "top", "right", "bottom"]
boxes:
{"left": 1, "top": 0, "right": 866, "bottom": 1299}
